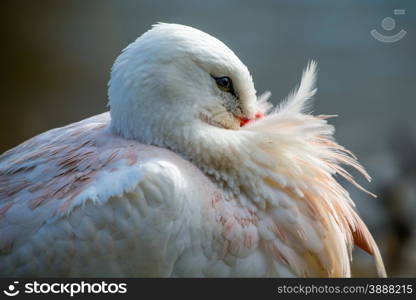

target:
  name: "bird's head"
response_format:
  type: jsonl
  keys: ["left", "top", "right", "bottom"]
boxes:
{"left": 108, "top": 23, "right": 267, "bottom": 148}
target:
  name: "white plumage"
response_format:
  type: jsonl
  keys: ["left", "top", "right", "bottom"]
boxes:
{"left": 0, "top": 23, "right": 386, "bottom": 277}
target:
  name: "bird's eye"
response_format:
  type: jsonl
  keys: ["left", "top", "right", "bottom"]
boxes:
{"left": 213, "top": 76, "right": 233, "bottom": 93}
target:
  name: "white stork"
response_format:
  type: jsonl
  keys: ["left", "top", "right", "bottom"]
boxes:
{"left": 0, "top": 23, "right": 386, "bottom": 277}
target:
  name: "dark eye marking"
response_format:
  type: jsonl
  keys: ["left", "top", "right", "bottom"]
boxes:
{"left": 211, "top": 75, "right": 238, "bottom": 99}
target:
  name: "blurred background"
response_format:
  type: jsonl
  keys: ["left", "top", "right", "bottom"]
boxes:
{"left": 0, "top": 0, "right": 415, "bottom": 277}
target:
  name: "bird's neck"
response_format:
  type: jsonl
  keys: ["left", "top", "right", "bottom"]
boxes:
{"left": 154, "top": 124, "right": 268, "bottom": 204}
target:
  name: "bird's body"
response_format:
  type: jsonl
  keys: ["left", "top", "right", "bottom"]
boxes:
{"left": 0, "top": 113, "right": 246, "bottom": 276}
{"left": 0, "top": 24, "right": 386, "bottom": 277}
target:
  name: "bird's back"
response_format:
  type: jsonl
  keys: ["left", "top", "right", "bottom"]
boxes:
{"left": 0, "top": 113, "right": 213, "bottom": 276}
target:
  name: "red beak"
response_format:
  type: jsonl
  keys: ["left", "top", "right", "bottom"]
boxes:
{"left": 239, "top": 117, "right": 250, "bottom": 127}
{"left": 237, "top": 112, "right": 264, "bottom": 127}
